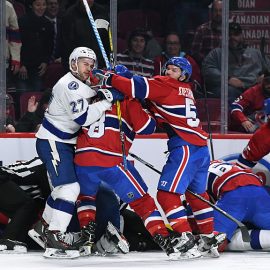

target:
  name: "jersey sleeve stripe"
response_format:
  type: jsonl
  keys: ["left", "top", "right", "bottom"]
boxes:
{"left": 132, "top": 75, "right": 148, "bottom": 99}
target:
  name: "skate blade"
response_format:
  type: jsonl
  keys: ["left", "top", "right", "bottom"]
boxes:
{"left": 107, "top": 222, "right": 129, "bottom": 254}
{"left": 79, "top": 245, "right": 93, "bottom": 257}
{"left": 200, "top": 246, "right": 220, "bottom": 258}
{"left": 169, "top": 249, "right": 202, "bottom": 260}
{"left": 28, "top": 229, "right": 45, "bottom": 249}
{"left": 43, "top": 248, "right": 80, "bottom": 259}
{"left": 0, "top": 245, "right": 27, "bottom": 254}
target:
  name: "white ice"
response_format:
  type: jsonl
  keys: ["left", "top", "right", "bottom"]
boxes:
{"left": 0, "top": 251, "right": 269, "bottom": 270}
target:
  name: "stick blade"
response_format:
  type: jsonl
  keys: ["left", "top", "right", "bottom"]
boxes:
{"left": 239, "top": 224, "right": 251, "bottom": 242}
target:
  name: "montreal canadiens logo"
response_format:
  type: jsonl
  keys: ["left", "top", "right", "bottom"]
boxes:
{"left": 221, "top": 153, "right": 270, "bottom": 186}
{"left": 68, "top": 81, "right": 79, "bottom": 90}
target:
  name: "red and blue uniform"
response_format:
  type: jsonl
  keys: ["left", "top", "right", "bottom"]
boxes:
{"left": 108, "top": 74, "right": 213, "bottom": 235}
{"left": 74, "top": 98, "right": 169, "bottom": 237}
{"left": 208, "top": 161, "right": 270, "bottom": 240}
{"left": 237, "top": 121, "right": 270, "bottom": 169}
{"left": 230, "top": 83, "right": 266, "bottom": 131}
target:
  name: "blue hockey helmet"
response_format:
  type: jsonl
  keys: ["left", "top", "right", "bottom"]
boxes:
{"left": 164, "top": 56, "right": 192, "bottom": 82}
{"left": 264, "top": 98, "right": 270, "bottom": 115}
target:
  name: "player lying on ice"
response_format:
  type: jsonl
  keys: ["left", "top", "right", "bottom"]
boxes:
{"left": 0, "top": 157, "right": 129, "bottom": 256}
{"left": 203, "top": 159, "right": 270, "bottom": 252}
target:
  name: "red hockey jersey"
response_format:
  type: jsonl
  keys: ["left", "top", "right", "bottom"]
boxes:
{"left": 237, "top": 121, "right": 270, "bottom": 168}
{"left": 110, "top": 74, "right": 208, "bottom": 146}
{"left": 231, "top": 83, "right": 266, "bottom": 124}
{"left": 207, "top": 161, "right": 263, "bottom": 200}
{"left": 74, "top": 98, "right": 156, "bottom": 167}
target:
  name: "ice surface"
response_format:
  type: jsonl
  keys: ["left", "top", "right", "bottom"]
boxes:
{"left": 0, "top": 250, "right": 269, "bottom": 270}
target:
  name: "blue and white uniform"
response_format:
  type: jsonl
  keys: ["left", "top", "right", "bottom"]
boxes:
{"left": 36, "top": 71, "right": 111, "bottom": 232}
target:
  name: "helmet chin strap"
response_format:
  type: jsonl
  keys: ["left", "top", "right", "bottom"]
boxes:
{"left": 71, "top": 61, "right": 86, "bottom": 81}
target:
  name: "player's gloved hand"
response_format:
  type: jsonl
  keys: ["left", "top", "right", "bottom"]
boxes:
{"left": 92, "top": 69, "right": 105, "bottom": 77}
{"left": 114, "top": 64, "right": 133, "bottom": 79}
{"left": 97, "top": 88, "right": 124, "bottom": 103}
{"left": 92, "top": 69, "right": 113, "bottom": 88}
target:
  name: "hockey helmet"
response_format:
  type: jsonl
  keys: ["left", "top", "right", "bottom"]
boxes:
{"left": 164, "top": 56, "right": 192, "bottom": 82}
{"left": 264, "top": 98, "right": 270, "bottom": 115}
{"left": 69, "top": 47, "right": 96, "bottom": 73}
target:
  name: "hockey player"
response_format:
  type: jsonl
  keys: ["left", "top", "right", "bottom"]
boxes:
{"left": 237, "top": 97, "right": 270, "bottom": 169}
{"left": 0, "top": 157, "right": 48, "bottom": 253}
{"left": 230, "top": 71, "right": 270, "bottom": 133}
{"left": 73, "top": 92, "right": 179, "bottom": 258}
{"left": 34, "top": 47, "right": 123, "bottom": 259}
{"left": 91, "top": 58, "right": 218, "bottom": 259}
{"left": 0, "top": 157, "right": 128, "bottom": 255}
{"left": 207, "top": 160, "right": 270, "bottom": 251}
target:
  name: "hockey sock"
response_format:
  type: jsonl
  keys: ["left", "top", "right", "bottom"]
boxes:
{"left": 76, "top": 194, "right": 96, "bottom": 228}
{"left": 157, "top": 190, "right": 192, "bottom": 233}
{"left": 48, "top": 198, "right": 75, "bottom": 231}
{"left": 186, "top": 191, "right": 214, "bottom": 234}
{"left": 228, "top": 229, "right": 270, "bottom": 251}
{"left": 42, "top": 195, "right": 54, "bottom": 224}
{"left": 129, "top": 193, "right": 168, "bottom": 237}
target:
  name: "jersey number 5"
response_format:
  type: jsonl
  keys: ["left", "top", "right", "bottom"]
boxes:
{"left": 186, "top": 98, "right": 200, "bottom": 127}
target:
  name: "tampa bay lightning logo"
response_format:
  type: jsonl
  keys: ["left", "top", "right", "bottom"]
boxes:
{"left": 68, "top": 81, "right": 79, "bottom": 90}
{"left": 221, "top": 153, "right": 270, "bottom": 186}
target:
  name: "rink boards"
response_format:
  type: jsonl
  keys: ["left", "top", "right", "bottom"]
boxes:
{"left": 0, "top": 133, "right": 270, "bottom": 195}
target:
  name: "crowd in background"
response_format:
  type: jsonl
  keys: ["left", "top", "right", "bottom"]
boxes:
{"left": 2, "top": 0, "right": 270, "bottom": 258}
{"left": 4, "top": 0, "right": 270, "bottom": 134}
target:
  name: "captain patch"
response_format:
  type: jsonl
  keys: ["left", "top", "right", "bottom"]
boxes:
{"left": 68, "top": 81, "right": 79, "bottom": 90}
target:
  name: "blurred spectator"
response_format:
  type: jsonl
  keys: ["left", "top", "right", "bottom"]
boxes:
{"left": 201, "top": 22, "right": 270, "bottom": 104}
{"left": 61, "top": 0, "right": 110, "bottom": 71}
{"left": 15, "top": 89, "right": 51, "bottom": 132}
{"left": 153, "top": 32, "right": 202, "bottom": 87}
{"left": 116, "top": 28, "right": 154, "bottom": 78}
{"left": 5, "top": 95, "right": 16, "bottom": 133}
{"left": 8, "top": 0, "right": 26, "bottom": 18}
{"left": 191, "top": 0, "right": 222, "bottom": 66}
{"left": 169, "top": 0, "right": 210, "bottom": 41}
{"left": 44, "top": 0, "right": 62, "bottom": 63}
{"left": 16, "top": 0, "right": 54, "bottom": 92}
{"left": 144, "top": 29, "right": 162, "bottom": 61}
{"left": 230, "top": 71, "right": 270, "bottom": 133}
{"left": 6, "top": 0, "right": 22, "bottom": 89}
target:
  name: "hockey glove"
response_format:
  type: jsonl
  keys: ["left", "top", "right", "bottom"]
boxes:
{"left": 114, "top": 64, "right": 133, "bottom": 79}
{"left": 97, "top": 88, "right": 124, "bottom": 103}
{"left": 92, "top": 69, "right": 113, "bottom": 88}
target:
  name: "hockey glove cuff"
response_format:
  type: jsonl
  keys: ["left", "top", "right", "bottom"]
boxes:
{"left": 97, "top": 88, "right": 124, "bottom": 103}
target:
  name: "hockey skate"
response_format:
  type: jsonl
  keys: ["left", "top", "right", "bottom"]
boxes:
{"left": 154, "top": 232, "right": 201, "bottom": 260}
{"left": 95, "top": 221, "right": 129, "bottom": 255}
{"left": 169, "top": 232, "right": 201, "bottom": 260}
{"left": 0, "top": 239, "right": 27, "bottom": 253}
{"left": 197, "top": 232, "right": 226, "bottom": 258}
{"left": 43, "top": 230, "right": 80, "bottom": 259}
{"left": 73, "top": 221, "right": 96, "bottom": 257}
{"left": 28, "top": 219, "right": 48, "bottom": 249}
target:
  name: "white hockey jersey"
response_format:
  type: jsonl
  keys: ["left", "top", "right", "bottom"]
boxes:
{"left": 36, "top": 72, "right": 111, "bottom": 144}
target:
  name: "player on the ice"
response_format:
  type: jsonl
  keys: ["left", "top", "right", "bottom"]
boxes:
{"left": 94, "top": 57, "right": 219, "bottom": 259}
{"left": 33, "top": 47, "right": 122, "bottom": 259}
{"left": 206, "top": 160, "right": 270, "bottom": 252}
{"left": 237, "top": 97, "right": 270, "bottom": 169}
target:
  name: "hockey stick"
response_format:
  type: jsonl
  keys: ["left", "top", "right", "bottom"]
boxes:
{"left": 202, "top": 81, "right": 215, "bottom": 160}
{"left": 82, "top": 0, "right": 127, "bottom": 170}
{"left": 108, "top": 26, "right": 128, "bottom": 170}
{"left": 129, "top": 152, "right": 251, "bottom": 242}
{"left": 82, "top": 0, "right": 111, "bottom": 69}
